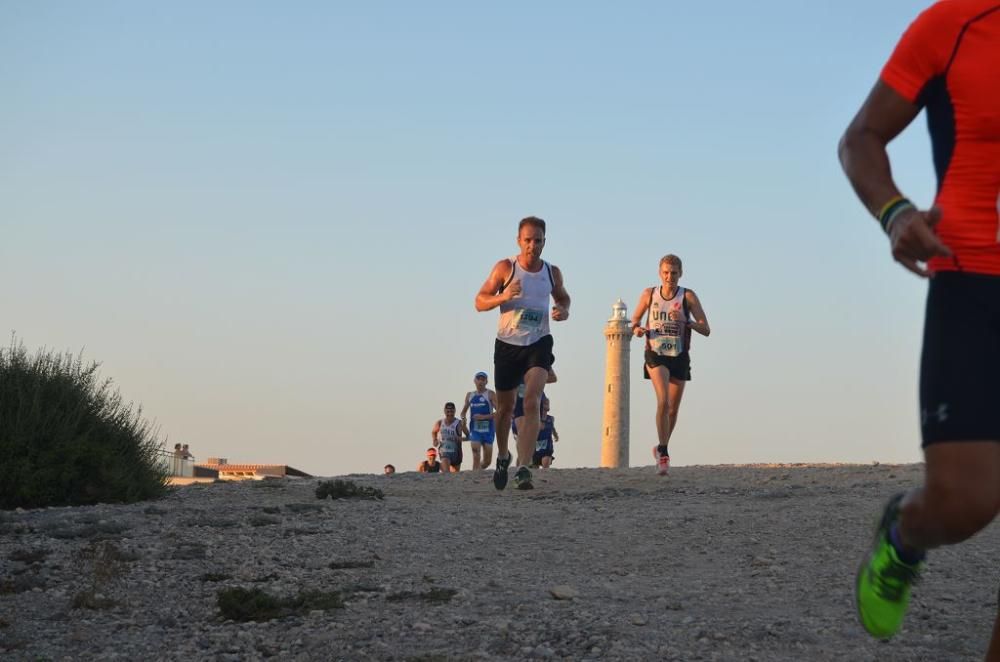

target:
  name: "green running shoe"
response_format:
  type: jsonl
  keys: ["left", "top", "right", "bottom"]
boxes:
{"left": 493, "top": 452, "right": 512, "bottom": 491}
{"left": 513, "top": 466, "right": 534, "bottom": 491}
{"left": 856, "top": 493, "right": 924, "bottom": 639}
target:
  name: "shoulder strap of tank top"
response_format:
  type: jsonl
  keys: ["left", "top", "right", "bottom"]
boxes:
{"left": 545, "top": 262, "right": 553, "bottom": 287}
{"left": 681, "top": 287, "right": 690, "bottom": 318}
{"left": 644, "top": 287, "right": 655, "bottom": 327}
{"left": 499, "top": 258, "right": 516, "bottom": 292}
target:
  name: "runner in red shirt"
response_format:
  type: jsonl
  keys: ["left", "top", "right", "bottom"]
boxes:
{"left": 839, "top": 1, "right": 1000, "bottom": 653}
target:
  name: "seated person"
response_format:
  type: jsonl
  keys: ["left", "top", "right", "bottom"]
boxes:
{"left": 418, "top": 448, "right": 441, "bottom": 473}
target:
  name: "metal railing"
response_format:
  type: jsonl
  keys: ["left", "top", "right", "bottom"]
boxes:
{"left": 155, "top": 449, "right": 196, "bottom": 477}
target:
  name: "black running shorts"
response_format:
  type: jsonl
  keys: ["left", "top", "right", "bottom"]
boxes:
{"left": 644, "top": 350, "right": 691, "bottom": 382}
{"left": 920, "top": 272, "right": 1000, "bottom": 447}
{"left": 494, "top": 335, "right": 554, "bottom": 392}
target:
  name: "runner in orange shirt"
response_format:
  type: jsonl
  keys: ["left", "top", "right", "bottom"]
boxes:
{"left": 839, "top": 1, "right": 1000, "bottom": 654}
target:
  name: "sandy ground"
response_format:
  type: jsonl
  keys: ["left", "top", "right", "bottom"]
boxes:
{"left": 1, "top": 463, "right": 997, "bottom": 661}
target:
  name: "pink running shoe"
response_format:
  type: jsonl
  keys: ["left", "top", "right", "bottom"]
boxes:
{"left": 652, "top": 446, "right": 670, "bottom": 476}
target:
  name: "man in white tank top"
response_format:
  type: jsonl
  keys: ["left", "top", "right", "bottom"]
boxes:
{"left": 475, "top": 217, "right": 571, "bottom": 491}
{"left": 630, "top": 254, "right": 711, "bottom": 475}
{"left": 431, "top": 402, "right": 467, "bottom": 473}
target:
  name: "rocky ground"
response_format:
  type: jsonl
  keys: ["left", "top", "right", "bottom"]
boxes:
{"left": 1, "top": 463, "right": 997, "bottom": 661}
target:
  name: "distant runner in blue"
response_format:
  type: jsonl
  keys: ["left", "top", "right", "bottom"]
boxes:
{"left": 531, "top": 398, "right": 559, "bottom": 469}
{"left": 461, "top": 371, "right": 497, "bottom": 471}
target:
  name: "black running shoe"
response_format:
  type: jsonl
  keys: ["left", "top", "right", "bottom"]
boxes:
{"left": 513, "top": 466, "right": 534, "bottom": 490}
{"left": 493, "top": 452, "right": 512, "bottom": 490}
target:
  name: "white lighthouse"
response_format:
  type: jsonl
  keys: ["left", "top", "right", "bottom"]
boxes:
{"left": 601, "top": 299, "right": 631, "bottom": 468}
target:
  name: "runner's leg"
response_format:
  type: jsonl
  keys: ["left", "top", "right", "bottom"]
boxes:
{"left": 647, "top": 365, "right": 671, "bottom": 447}
{"left": 897, "top": 442, "right": 1000, "bottom": 550}
{"left": 517, "top": 366, "right": 549, "bottom": 467}
{"left": 494, "top": 389, "right": 516, "bottom": 462}
{"left": 470, "top": 441, "right": 482, "bottom": 471}
{"left": 666, "top": 378, "right": 687, "bottom": 442}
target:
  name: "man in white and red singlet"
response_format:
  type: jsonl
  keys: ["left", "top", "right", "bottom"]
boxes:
{"left": 630, "top": 254, "right": 711, "bottom": 476}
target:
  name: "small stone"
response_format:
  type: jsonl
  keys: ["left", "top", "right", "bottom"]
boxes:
{"left": 533, "top": 645, "right": 554, "bottom": 658}
{"left": 549, "top": 585, "right": 578, "bottom": 600}
{"left": 630, "top": 613, "right": 648, "bottom": 626}
{"left": 682, "top": 616, "right": 695, "bottom": 625}
{"left": 412, "top": 622, "right": 432, "bottom": 632}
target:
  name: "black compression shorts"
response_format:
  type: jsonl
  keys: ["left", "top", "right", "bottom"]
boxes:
{"left": 920, "top": 272, "right": 1000, "bottom": 446}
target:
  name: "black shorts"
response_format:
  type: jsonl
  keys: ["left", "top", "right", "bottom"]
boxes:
{"left": 441, "top": 446, "right": 462, "bottom": 466}
{"left": 494, "top": 335, "right": 554, "bottom": 392}
{"left": 643, "top": 350, "right": 691, "bottom": 381}
{"left": 920, "top": 272, "right": 1000, "bottom": 447}
{"left": 531, "top": 450, "right": 554, "bottom": 466}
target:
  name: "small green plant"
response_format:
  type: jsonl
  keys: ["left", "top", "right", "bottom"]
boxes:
{"left": 314, "top": 479, "right": 383, "bottom": 501}
{"left": 328, "top": 559, "right": 374, "bottom": 570}
{"left": 9, "top": 548, "right": 50, "bottom": 564}
{"left": 248, "top": 515, "right": 280, "bottom": 527}
{"left": 0, "top": 338, "right": 169, "bottom": 509}
{"left": 217, "top": 587, "right": 284, "bottom": 621}
{"left": 287, "top": 590, "right": 344, "bottom": 611}
{"left": 70, "top": 541, "right": 131, "bottom": 610}
{"left": 217, "top": 587, "right": 344, "bottom": 622}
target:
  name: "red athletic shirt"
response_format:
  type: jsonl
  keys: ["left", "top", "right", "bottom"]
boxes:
{"left": 881, "top": 0, "right": 1000, "bottom": 275}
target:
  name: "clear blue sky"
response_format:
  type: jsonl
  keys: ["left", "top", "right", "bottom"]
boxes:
{"left": 1, "top": 1, "right": 939, "bottom": 475}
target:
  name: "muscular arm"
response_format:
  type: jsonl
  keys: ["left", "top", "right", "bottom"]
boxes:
{"left": 685, "top": 290, "right": 711, "bottom": 337}
{"left": 550, "top": 265, "right": 571, "bottom": 320}
{"left": 475, "top": 259, "right": 515, "bottom": 312}
{"left": 838, "top": 80, "right": 920, "bottom": 216}
{"left": 839, "top": 79, "right": 951, "bottom": 275}
{"left": 431, "top": 421, "right": 440, "bottom": 445}
{"left": 460, "top": 393, "right": 471, "bottom": 420}
{"left": 631, "top": 288, "right": 651, "bottom": 336}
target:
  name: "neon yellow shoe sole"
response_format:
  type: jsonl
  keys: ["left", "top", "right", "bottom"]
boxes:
{"left": 855, "top": 494, "right": 922, "bottom": 639}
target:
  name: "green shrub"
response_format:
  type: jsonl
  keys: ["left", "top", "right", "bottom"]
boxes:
{"left": 0, "top": 338, "right": 169, "bottom": 509}
{"left": 314, "top": 479, "right": 383, "bottom": 501}
{"left": 217, "top": 587, "right": 284, "bottom": 621}
{"left": 217, "top": 587, "right": 344, "bottom": 622}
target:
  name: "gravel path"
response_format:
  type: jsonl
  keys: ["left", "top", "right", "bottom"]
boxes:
{"left": 1, "top": 464, "right": 997, "bottom": 661}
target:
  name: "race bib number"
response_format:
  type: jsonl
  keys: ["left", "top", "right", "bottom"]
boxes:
{"left": 474, "top": 420, "right": 490, "bottom": 433}
{"left": 651, "top": 324, "right": 684, "bottom": 357}
{"left": 441, "top": 440, "right": 458, "bottom": 454}
{"left": 513, "top": 308, "right": 545, "bottom": 330}
{"left": 535, "top": 437, "right": 548, "bottom": 451}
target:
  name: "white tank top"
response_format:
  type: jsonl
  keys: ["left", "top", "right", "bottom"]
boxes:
{"left": 497, "top": 257, "right": 553, "bottom": 347}
{"left": 645, "top": 286, "right": 689, "bottom": 357}
{"left": 436, "top": 418, "right": 461, "bottom": 454}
